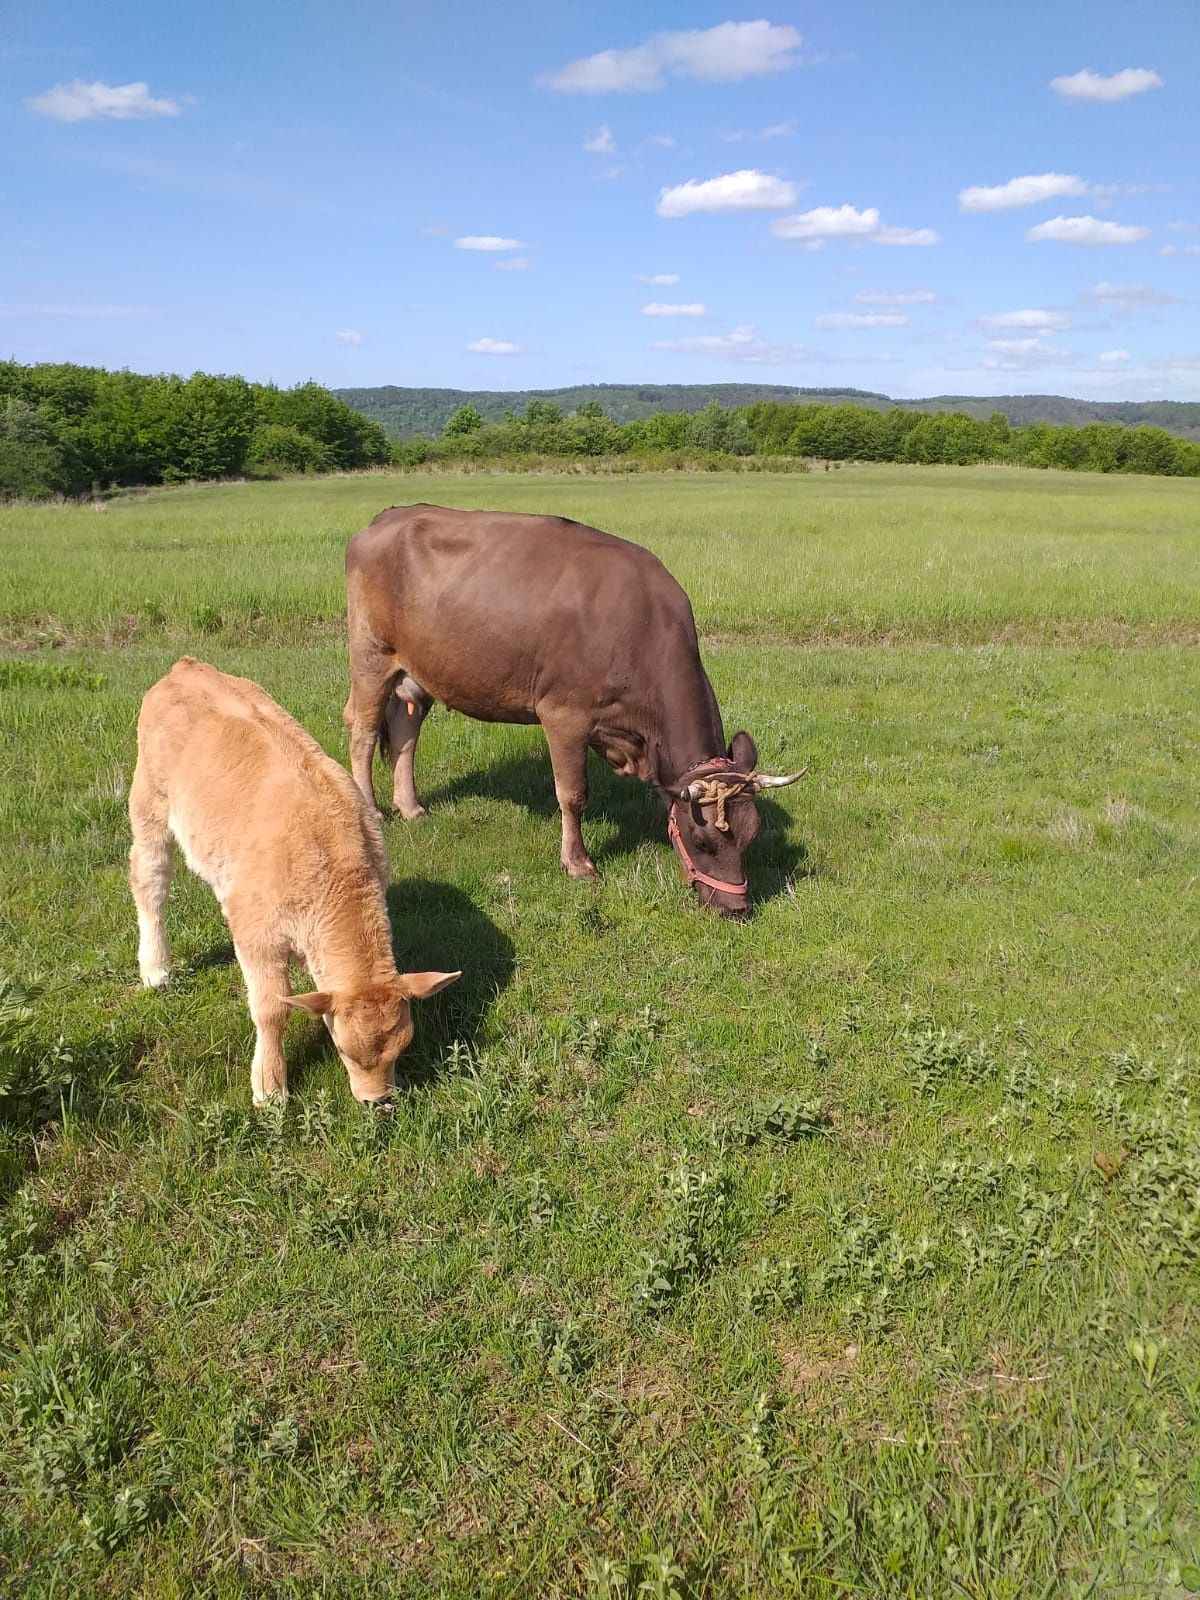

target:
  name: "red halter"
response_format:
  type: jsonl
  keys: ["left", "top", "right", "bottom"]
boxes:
{"left": 667, "top": 757, "right": 752, "bottom": 898}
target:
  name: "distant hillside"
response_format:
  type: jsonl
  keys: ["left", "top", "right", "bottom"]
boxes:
{"left": 334, "top": 382, "right": 1200, "bottom": 443}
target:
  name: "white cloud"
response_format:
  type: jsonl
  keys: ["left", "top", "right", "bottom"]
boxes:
{"left": 976, "top": 308, "right": 1071, "bottom": 331}
{"left": 455, "top": 235, "right": 529, "bottom": 251}
{"left": 723, "top": 118, "right": 796, "bottom": 142}
{"left": 539, "top": 20, "right": 803, "bottom": 93}
{"left": 646, "top": 133, "right": 677, "bottom": 147}
{"left": 26, "top": 78, "right": 182, "bottom": 121}
{"left": 492, "top": 256, "right": 536, "bottom": 272}
{"left": 641, "top": 301, "right": 707, "bottom": 316}
{"left": 635, "top": 273, "right": 680, "bottom": 285}
{"left": 467, "top": 337, "right": 521, "bottom": 355}
{"left": 958, "top": 172, "right": 1089, "bottom": 212}
{"left": 596, "top": 164, "right": 623, "bottom": 182}
{"left": 656, "top": 168, "right": 798, "bottom": 217}
{"left": 983, "top": 337, "right": 1071, "bottom": 370}
{"left": 814, "top": 311, "right": 908, "bottom": 328}
{"left": 773, "top": 204, "right": 940, "bottom": 246}
{"left": 1085, "top": 281, "right": 1175, "bottom": 308}
{"left": 1050, "top": 67, "right": 1163, "bottom": 102}
{"left": 583, "top": 124, "right": 616, "bottom": 154}
{"left": 1099, "top": 349, "right": 1131, "bottom": 363}
{"left": 647, "top": 323, "right": 804, "bottom": 364}
{"left": 1027, "top": 215, "right": 1149, "bottom": 245}
{"left": 855, "top": 289, "right": 938, "bottom": 305}
{"left": 336, "top": 328, "right": 365, "bottom": 346}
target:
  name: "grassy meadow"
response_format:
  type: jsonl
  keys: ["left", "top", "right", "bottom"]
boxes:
{"left": 1, "top": 465, "right": 1198, "bottom": 1597}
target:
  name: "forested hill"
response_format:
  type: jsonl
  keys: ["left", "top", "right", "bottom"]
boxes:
{"left": 334, "top": 382, "right": 1200, "bottom": 442}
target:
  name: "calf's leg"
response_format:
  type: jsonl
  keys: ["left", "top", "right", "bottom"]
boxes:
{"left": 237, "top": 944, "right": 293, "bottom": 1104}
{"left": 129, "top": 766, "right": 176, "bottom": 988}
{"left": 542, "top": 717, "right": 598, "bottom": 879}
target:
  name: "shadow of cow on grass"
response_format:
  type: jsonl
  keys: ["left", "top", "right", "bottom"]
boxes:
{"left": 421, "top": 752, "right": 810, "bottom": 909}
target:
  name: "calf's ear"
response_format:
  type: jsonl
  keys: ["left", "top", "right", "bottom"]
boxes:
{"left": 398, "top": 970, "right": 462, "bottom": 1001}
{"left": 280, "top": 991, "right": 334, "bottom": 1016}
{"left": 728, "top": 731, "right": 758, "bottom": 770}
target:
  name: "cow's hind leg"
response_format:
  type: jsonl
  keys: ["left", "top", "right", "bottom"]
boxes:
{"left": 542, "top": 717, "right": 598, "bottom": 879}
{"left": 343, "top": 642, "right": 399, "bottom": 812}
{"left": 129, "top": 764, "right": 175, "bottom": 988}
{"left": 383, "top": 678, "right": 432, "bottom": 820}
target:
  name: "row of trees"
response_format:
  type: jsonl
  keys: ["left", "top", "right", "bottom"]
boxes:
{"left": 0, "top": 362, "right": 389, "bottom": 498}
{"left": 414, "top": 397, "right": 1200, "bottom": 478}
{"left": 3, "top": 361, "right": 1198, "bottom": 496}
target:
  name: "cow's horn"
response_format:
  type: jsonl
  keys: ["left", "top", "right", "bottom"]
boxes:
{"left": 684, "top": 780, "right": 706, "bottom": 801}
{"left": 754, "top": 767, "right": 808, "bottom": 790}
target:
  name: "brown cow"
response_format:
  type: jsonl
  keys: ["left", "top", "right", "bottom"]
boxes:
{"left": 129, "top": 658, "right": 459, "bottom": 1104}
{"left": 343, "top": 505, "right": 804, "bottom": 917}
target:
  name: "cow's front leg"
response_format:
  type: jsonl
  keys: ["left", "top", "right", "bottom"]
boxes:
{"left": 237, "top": 943, "right": 292, "bottom": 1104}
{"left": 542, "top": 719, "right": 598, "bottom": 879}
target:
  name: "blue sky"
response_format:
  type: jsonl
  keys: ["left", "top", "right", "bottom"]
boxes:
{"left": 3, "top": 0, "right": 1198, "bottom": 399}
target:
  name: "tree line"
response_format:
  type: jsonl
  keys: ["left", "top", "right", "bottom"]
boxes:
{"left": 398, "top": 397, "right": 1200, "bottom": 477}
{"left": 0, "top": 361, "right": 389, "bottom": 499}
{"left": 3, "top": 361, "right": 1198, "bottom": 498}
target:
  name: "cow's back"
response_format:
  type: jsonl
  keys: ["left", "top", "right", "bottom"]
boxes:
{"left": 346, "top": 504, "right": 699, "bottom": 721}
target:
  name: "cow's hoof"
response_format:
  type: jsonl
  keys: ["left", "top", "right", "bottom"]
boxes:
{"left": 393, "top": 804, "right": 427, "bottom": 821}
{"left": 564, "top": 859, "right": 600, "bottom": 880}
{"left": 139, "top": 966, "right": 170, "bottom": 990}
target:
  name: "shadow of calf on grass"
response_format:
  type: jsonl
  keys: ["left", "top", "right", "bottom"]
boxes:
{"left": 283, "top": 880, "right": 514, "bottom": 1099}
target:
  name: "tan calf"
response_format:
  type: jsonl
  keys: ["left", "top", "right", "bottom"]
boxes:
{"left": 129, "top": 658, "right": 459, "bottom": 1104}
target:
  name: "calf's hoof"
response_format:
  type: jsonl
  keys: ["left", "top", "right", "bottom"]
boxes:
{"left": 393, "top": 804, "right": 427, "bottom": 821}
{"left": 139, "top": 965, "right": 170, "bottom": 990}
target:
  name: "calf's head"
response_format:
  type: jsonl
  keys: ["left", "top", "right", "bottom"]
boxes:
{"left": 283, "top": 970, "right": 461, "bottom": 1103}
{"left": 669, "top": 732, "right": 806, "bottom": 918}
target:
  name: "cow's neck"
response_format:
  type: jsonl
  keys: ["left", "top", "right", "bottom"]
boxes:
{"left": 301, "top": 875, "right": 398, "bottom": 994}
{"left": 648, "top": 677, "right": 727, "bottom": 792}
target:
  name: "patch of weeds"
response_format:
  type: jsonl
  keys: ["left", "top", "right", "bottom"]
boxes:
{"left": 727, "top": 1093, "right": 830, "bottom": 1149}
{"left": 189, "top": 600, "right": 223, "bottom": 635}
{"left": 898, "top": 1018, "right": 998, "bottom": 1097}
{"left": 217, "top": 1395, "right": 305, "bottom": 1473}
{"left": 524, "top": 1171, "right": 560, "bottom": 1231}
{"left": 519, "top": 1312, "right": 588, "bottom": 1382}
{"left": 77, "top": 1464, "right": 173, "bottom": 1555}
{"left": 633, "top": 1157, "right": 735, "bottom": 1313}
{"left": 6, "top": 1317, "right": 147, "bottom": 1500}
{"left": 297, "top": 1189, "right": 381, "bottom": 1247}
{"left": 564, "top": 1016, "right": 606, "bottom": 1063}
{"left": 741, "top": 1258, "right": 804, "bottom": 1315}
{"left": 187, "top": 1099, "right": 265, "bottom": 1159}
{"left": 762, "top": 1172, "right": 791, "bottom": 1218}
{"left": 818, "top": 1204, "right": 937, "bottom": 1330}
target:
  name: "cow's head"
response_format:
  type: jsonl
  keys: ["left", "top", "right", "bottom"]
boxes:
{"left": 668, "top": 732, "right": 806, "bottom": 918}
{"left": 282, "top": 970, "right": 461, "bottom": 1103}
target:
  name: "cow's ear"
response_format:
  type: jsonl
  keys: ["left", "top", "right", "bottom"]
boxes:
{"left": 397, "top": 970, "right": 461, "bottom": 1001}
{"left": 281, "top": 991, "right": 334, "bottom": 1016}
{"left": 729, "top": 731, "right": 758, "bottom": 771}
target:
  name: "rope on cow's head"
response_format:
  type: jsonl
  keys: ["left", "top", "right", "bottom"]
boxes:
{"left": 683, "top": 774, "right": 753, "bottom": 834}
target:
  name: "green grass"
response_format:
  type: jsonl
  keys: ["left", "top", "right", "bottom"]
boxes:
{"left": 1, "top": 467, "right": 1199, "bottom": 1597}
